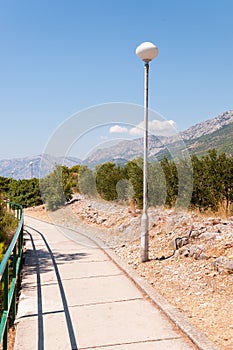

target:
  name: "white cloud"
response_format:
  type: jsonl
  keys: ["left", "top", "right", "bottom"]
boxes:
{"left": 108, "top": 120, "right": 177, "bottom": 137}
{"left": 109, "top": 125, "right": 128, "bottom": 133}
{"left": 129, "top": 123, "right": 144, "bottom": 136}
{"left": 129, "top": 119, "right": 177, "bottom": 137}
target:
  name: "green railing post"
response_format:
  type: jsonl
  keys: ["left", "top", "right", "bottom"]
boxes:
{"left": 17, "top": 226, "right": 23, "bottom": 291}
{"left": 3, "top": 264, "right": 9, "bottom": 350}
{"left": 0, "top": 202, "right": 24, "bottom": 349}
{"left": 11, "top": 246, "right": 17, "bottom": 326}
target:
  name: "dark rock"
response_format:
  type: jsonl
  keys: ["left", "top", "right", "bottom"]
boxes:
{"left": 181, "top": 249, "right": 190, "bottom": 257}
{"left": 170, "top": 236, "right": 189, "bottom": 249}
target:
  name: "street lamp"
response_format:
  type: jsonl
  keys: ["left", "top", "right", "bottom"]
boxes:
{"left": 29, "top": 161, "right": 33, "bottom": 179}
{"left": 136, "top": 41, "right": 158, "bottom": 262}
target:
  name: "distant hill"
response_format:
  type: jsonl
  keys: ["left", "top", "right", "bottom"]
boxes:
{"left": 0, "top": 155, "right": 81, "bottom": 180}
{"left": 1, "top": 110, "right": 233, "bottom": 178}
{"left": 85, "top": 110, "right": 233, "bottom": 163}
{"left": 181, "top": 110, "right": 233, "bottom": 140}
{"left": 84, "top": 135, "right": 167, "bottom": 167}
{"left": 180, "top": 113, "right": 233, "bottom": 156}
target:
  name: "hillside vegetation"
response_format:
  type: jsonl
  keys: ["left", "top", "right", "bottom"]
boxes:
{"left": 1, "top": 149, "right": 232, "bottom": 215}
{"left": 81, "top": 149, "right": 233, "bottom": 213}
{"left": 0, "top": 199, "right": 18, "bottom": 262}
{"left": 183, "top": 122, "right": 233, "bottom": 157}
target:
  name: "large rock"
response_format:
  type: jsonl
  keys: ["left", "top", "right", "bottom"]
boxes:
{"left": 189, "top": 245, "right": 204, "bottom": 259}
{"left": 170, "top": 236, "right": 190, "bottom": 249}
{"left": 213, "top": 256, "right": 233, "bottom": 274}
{"left": 199, "top": 231, "right": 220, "bottom": 240}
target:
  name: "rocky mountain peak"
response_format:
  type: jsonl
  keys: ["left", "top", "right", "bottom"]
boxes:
{"left": 180, "top": 110, "right": 233, "bottom": 140}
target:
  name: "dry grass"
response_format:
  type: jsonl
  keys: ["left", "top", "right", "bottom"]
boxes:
{"left": 192, "top": 201, "right": 233, "bottom": 220}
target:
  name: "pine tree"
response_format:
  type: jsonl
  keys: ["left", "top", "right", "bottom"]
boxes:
{"left": 124, "top": 158, "right": 143, "bottom": 208}
{"left": 95, "top": 162, "right": 123, "bottom": 201}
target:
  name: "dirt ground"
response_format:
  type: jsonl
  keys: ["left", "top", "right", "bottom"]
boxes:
{"left": 25, "top": 198, "right": 233, "bottom": 350}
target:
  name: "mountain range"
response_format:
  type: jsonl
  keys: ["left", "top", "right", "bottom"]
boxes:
{"left": 0, "top": 155, "right": 81, "bottom": 180}
{"left": 1, "top": 110, "right": 233, "bottom": 179}
{"left": 85, "top": 110, "right": 233, "bottom": 166}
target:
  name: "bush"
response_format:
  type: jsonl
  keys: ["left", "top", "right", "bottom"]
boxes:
{"left": 0, "top": 200, "right": 18, "bottom": 248}
{"left": 40, "top": 165, "right": 72, "bottom": 211}
{"left": 8, "top": 178, "right": 42, "bottom": 208}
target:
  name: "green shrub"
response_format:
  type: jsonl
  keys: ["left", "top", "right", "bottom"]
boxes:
{"left": 0, "top": 201, "right": 18, "bottom": 247}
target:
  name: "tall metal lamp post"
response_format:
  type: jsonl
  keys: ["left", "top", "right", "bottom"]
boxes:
{"left": 136, "top": 41, "right": 158, "bottom": 262}
{"left": 29, "top": 161, "right": 33, "bottom": 179}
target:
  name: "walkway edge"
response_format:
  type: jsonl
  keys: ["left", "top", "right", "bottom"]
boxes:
{"left": 85, "top": 234, "right": 220, "bottom": 350}
{"left": 25, "top": 216, "right": 220, "bottom": 350}
{"left": 99, "top": 243, "right": 220, "bottom": 350}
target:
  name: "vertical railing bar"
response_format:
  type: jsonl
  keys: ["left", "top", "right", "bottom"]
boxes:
{"left": 17, "top": 226, "right": 23, "bottom": 291}
{"left": 11, "top": 246, "right": 17, "bottom": 326}
{"left": 0, "top": 202, "right": 24, "bottom": 348}
{"left": 3, "top": 264, "right": 9, "bottom": 350}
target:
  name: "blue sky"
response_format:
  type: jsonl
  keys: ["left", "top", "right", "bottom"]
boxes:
{"left": 0, "top": 0, "right": 232, "bottom": 160}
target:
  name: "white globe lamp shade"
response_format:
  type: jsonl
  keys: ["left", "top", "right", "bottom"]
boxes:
{"left": 136, "top": 42, "right": 158, "bottom": 62}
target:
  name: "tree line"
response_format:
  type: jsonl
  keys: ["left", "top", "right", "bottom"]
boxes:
{"left": 76, "top": 149, "right": 233, "bottom": 213}
{"left": 0, "top": 149, "right": 233, "bottom": 214}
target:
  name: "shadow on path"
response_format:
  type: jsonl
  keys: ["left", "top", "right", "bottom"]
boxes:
{"left": 25, "top": 225, "right": 79, "bottom": 350}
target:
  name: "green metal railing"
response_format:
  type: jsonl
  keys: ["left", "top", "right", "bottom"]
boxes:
{"left": 0, "top": 202, "right": 24, "bottom": 350}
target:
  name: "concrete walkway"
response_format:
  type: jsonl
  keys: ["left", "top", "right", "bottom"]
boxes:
{"left": 14, "top": 216, "right": 202, "bottom": 350}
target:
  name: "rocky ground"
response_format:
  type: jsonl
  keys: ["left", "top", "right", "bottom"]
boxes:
{"left": 25, "top": 197, "right": 233, "bottom": 350}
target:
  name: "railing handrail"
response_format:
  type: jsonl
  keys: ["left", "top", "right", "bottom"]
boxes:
{"left": 0, "top": 203, "right": 23, "bottom": 279}
{"left": 0, "top": 202, "right": 24, "bottom": 350}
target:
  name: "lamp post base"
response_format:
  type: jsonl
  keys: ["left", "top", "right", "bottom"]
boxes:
{"left": 141, "top": 212, "right": 149, "bottom": 262}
